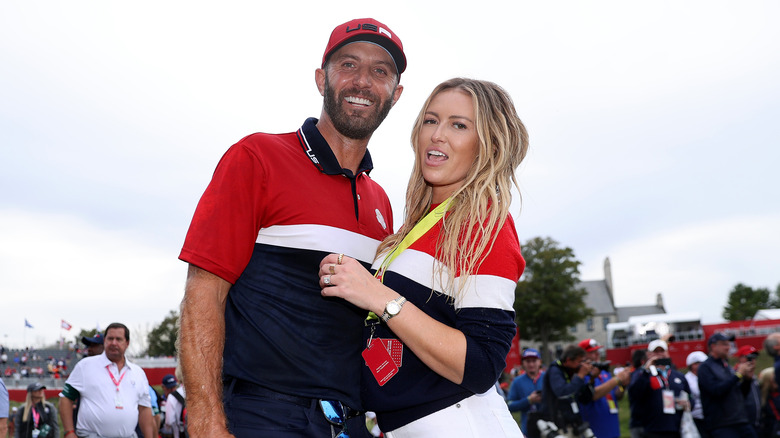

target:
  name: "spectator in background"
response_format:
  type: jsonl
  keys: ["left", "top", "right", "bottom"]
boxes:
{"left": 59, "top": 322, "right": 155, "bottom": 438}
{"left": 736, "top": 345, "right": 762, "bottom": 435}
{"left": 764, "top": 333, "right": 780, "bottom": 400}
{"left": 684, "top": 350, "right": 709, "bottom": 438}
{"left": 577, "top": 338, "right": 630, "bottom": 438}
{"left": 81, "top": 333, "right": 104, "bottom": 357}
{"left": 160, "top": 374, "right": 178, "bottom": 438}
{"left": 1, "top": 376, "right": 9, "bottom": 438}
{"left": 14, "top": 382, "right": 59, "bottom": 438}
{"left": 541, "top": 345, "right": 592, "bottom": 435}
{"left": 698, "top": 332, "right": 757, "bottom": 438}
{"left": 628, "top": 348, "right": 648, "bottom": 438}
{"left": 507, "top": 348, "right": 545, "bottom": 437}
{"left": 164, "top": 369, "right": 186, "bottom": 438}
{"left": 758, "top": 367, "right": 780, "bottom": 438}
{"left": 628, "top": 339, "right": 691, "bottom": 438}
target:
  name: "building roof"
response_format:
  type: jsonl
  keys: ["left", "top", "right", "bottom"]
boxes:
{"left": 579, "top": 279, "right": 615, "bottom": 315}
{"left": 616, "top": 305, "right": 666, "bottom": 322}
{"left": 754, "top": 309, "right": 780, "bottom": 320}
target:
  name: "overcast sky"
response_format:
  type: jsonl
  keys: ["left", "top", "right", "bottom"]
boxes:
{"left": 2, "top": 1, "right": 778, "bottom": 351}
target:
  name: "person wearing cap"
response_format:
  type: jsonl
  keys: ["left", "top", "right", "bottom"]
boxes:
{"left": 59, "top": 323, "right": 155, "bottom": 438}
{"left": 684, "top": 350, "right": 708, "bottom": 437}
{"left": 81, "top": 333, "right": 104, "bottom": 357}
{"left": 13, "top": 382, "right": 59, "bottom": 438}
{"left": 178, "top": 17, "right": 405, "bottom": 438}
{"left": 576, "top": 338, "right": 630, "bottom": 438}
{"left": 697, "top": 332, "right": 757, "bottom": 438}
{"left": 163, "top": 370, "right": 187, "bottom": 438}
{"left": 735, "top": 345, "right": 762, "bottom": 435}
{"left": 508, "top": 348, "right": 546, "bottom": 437}
{"left": 627, "top": 338, "right": 691, "bottom": 438}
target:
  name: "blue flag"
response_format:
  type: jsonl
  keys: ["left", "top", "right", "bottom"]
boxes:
{"left": 24, "top": 318, "right": 33, "bottom": 328}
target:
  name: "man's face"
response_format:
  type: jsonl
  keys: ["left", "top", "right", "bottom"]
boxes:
{"left": 710, "top": 340, "right": 730, "bottom": 359}
{"left": 319, "top": 42, "right": 403, "bottom": 140}
{"left": 563, "top": 355, "right": 586, "bottom": 372}
{"left": 86, "top": 343, "right": 104, "bottom": 357}
{"left": 522, "top": 357, "right": 541, "bottom": 376}
{"left": 104, "top": 328, "right": 128, "bottom": 362}
{"left": 649, "top": 347, "right": 669, "bottom": 361}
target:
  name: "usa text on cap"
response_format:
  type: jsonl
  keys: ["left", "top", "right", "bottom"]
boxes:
{"left": 322, "top": 18, "right": 406, "bottom": 74}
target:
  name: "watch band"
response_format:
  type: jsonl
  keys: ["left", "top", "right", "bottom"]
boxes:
{"left": 381, "top": 296, "right": 407, "bottom": 322}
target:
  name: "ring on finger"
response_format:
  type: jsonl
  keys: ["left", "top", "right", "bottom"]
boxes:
{"left": 329, "top": 264, "right": 335, "bottom": 275}
{"left": 337, "top": 253, "right": 344, "bottom": 265}
{"left": 323, "top": 275, "right": 331, "bottom": 286}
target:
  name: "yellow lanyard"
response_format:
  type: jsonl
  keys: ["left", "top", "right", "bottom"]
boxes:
{"left": 374, "top": 197, "right": 452, "bottom": 282}
{"left": 367, "top": 198, "right": 452, "bottom": 321}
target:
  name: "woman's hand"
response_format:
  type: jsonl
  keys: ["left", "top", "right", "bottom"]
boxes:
{"left": 318, "top": 254, "right": 396, "bottom": 315}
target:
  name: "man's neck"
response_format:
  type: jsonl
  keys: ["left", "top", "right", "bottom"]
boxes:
{"left": 111, "top": 356, "right": 126, "bottom": 371}
{"left": 316, "top": 115, "right": 371, "bottom": 174}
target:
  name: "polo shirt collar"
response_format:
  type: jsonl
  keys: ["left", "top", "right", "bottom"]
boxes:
{"left": 96, "top": 351, "right": 130, "bottom": 370}
{"left": 298, "top": 117, "right": 374, "bottom": 177}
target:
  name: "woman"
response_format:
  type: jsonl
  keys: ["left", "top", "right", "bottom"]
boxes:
{"left": 319, "top": 78, "right": 528, "bottom": 437}
{"left": 14, "top": 382, "right": 58, "bottom": 438}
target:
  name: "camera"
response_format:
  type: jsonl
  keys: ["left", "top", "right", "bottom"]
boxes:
{"left": 591, "top": 361, "right": 611, "bottom": 372}
{"left": 655, "top": 358, "right": 672, "bottom": 367}
{"left": 537, "top": 420, "right": 565, "bottom": 438}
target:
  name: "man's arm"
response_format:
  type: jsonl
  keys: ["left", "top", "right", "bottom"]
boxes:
{"left": 138, "top": 406, "right": 155, "bottom": 438}
{"left": 593, "top": 368, "right": 630, "bottom": 400}
{"left": 59, "top": 397, "right": 76, "bottom": 437}
{"left": 0, "top": 418, "right": 7, "bottom": 438}
{"left": 180, "top": 264, "right": 234, "bottom": 438}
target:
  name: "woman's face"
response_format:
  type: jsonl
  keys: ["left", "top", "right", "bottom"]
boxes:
{"left": 31, "top": 389, "right": 44, "bottom": 401}
{"left": 417, "top": 89, "right": 479, "bottom": 203}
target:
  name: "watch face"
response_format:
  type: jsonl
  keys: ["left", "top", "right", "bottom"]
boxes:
{"left": 387, "top": 301, "right": 401, "bottom": 315}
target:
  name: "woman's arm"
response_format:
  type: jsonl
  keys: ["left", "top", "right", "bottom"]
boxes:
{"left": 320, "top": 254, "right": 468, "bottom": 384}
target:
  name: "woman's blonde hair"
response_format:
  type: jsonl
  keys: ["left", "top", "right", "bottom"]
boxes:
{"left": 378, "top": 78, "right": 528, "bottom": 302}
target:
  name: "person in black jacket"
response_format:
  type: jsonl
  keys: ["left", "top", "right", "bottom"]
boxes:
{"left": 13, "top": 382, "right": 59, "bottom": 438}
{"left": 698, "top": 332, "right": 757, "bottom": 438}
{"left": 628, "top": 339, "right": 691, "bottom": 438}
{"left": 540, "top": 344, "right": 593, "bottom": 437}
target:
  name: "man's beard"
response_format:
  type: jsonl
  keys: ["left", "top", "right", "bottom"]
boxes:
{"left": 323, "top": 73, "right": 394, "bottom": 140}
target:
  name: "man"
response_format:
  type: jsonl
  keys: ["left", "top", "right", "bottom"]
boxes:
{"left": 765, "top": 333, "right": 780, "bottom": 394}
{"left": 577, "top": 338, "right": 630, "bottom": 438}
{"left": 178, "top": 17, "right": 405, "bottom": 438}
{"left": 59, "top": 323, "right": 155, "bottom": 438}
{"left": 684, "top": 350, "right": 708, "bottom": 438}
{"left": 628, "top": 339, "right": 691, "bottom": 438}
{"left": 0, "top": 376, "right": 8, "bottom": 437}
{"left": 507, "top": 348, "right": 545, "bottom": 437}
{"left": 628, "top": 349, "right": 648, "bottom": 438}
{"left": 163, "top": 372, "right": 186, "bottom": 438}
{"left": 735, "top": 345, "right": 761, "bottom": 435}
{"left": 81, "top": 333, "right": 104, "bottom": 357}
{"left": 698, "top": 332, "right": 757, "bottom": 438}
{"left": 541, "top": 345, "right": 593, "bottom": 437}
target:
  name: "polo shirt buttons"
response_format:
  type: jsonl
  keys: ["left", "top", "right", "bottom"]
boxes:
{"left": 456, "top": 403, "right": 461, "bottom": 408}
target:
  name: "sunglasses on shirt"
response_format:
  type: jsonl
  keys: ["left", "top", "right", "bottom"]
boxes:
{"left": 319, "top": 399, "right": 360, "bottom": 438}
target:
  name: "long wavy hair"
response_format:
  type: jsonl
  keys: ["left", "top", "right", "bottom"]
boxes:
{"left": 377, "top": 78, "right": 529, "bottom": 302}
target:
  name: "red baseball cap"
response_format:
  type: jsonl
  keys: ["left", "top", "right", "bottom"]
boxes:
{"left": 322, "top": 18, "right": 406, "bottom": 75}
{"left": 736, "top": 345, "right": 758, "bottom": 358}
{"left": 579, "top": 338, "right": 602, "bottom": 353}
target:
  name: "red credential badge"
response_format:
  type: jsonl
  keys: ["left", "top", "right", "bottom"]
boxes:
{"left": 362, "top": 338, "right": 399, "bottom": 386}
